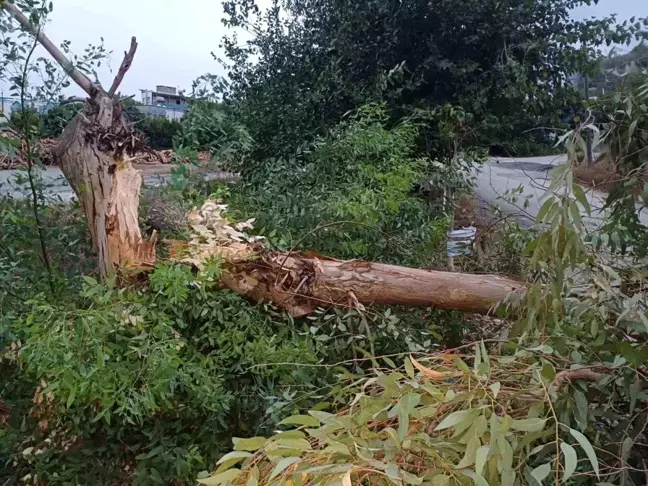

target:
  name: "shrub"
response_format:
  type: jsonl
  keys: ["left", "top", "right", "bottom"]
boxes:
{"left": 9, "top": 107, "right": 40, "bottom": 137}
{"left": 3, "top": 264, "right": 327, "bottom": 484}
{"left": 40, "top": 103, "right": 82, "bottom": 138}
{"left": 176, "top": 100, "right": 252, "bottom": 161}
{"left": 230, "top": 104, "right": 449, "bottom": 267}
{"left": 139, "top": 116, "right": 182, "bottom": 150}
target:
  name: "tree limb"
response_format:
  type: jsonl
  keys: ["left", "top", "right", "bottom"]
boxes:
{"left": 1, "top": 1, "right": 96, "bottom": 96}
{"left": 553, "top": 368, "right": 604, "bottom": 389}
{"left": 108, "top": 37, "right": 138, "bottom": 97}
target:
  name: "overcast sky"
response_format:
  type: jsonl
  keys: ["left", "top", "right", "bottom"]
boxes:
{"left": 2, "top": 0, "right": 647, "bottom": 100}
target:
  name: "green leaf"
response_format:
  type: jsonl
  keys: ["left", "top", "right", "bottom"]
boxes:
{"left": 400, "top": 469, "right": 423, "bottom": 485}
{"left": 274, "top": 438, "right": 311, "bottom": 451}
{"left": 569, "top": 427, "right": 599, "bottom": 478}
{"left": 384, "top": 427, "right": 401, "bottom": 449}
{"left": 536, "top": 199, "right": 555, "bottom": 224}
{"left": 398, "top": 407, "right": 409, "bottom": 441}
{"left": 573, "top": 184, "right": 591, "bottom": 214}
{"left": 454, "top": 356, "right": 471, "bottom": 374}
{"left": 434, "top": 409, "right": 478, "bottom": 431}
{"left": 404, "top": 356, "right": 415, "bottom": 378}
{"left": 475, "top": 445, "right": 490, "bottom": 476}
{"left": 198, "top": 469, "right": 242, "bottom": 485}
{"left": 560, "top": 442, "right": 577, "bottom": 481}
{"left": 510, "top": 417, "right": 547, "bottom": 432}
{"left": 456, "top": 436, "right": 479, "bottom": 469}
{"left": 217, "top": 451, "right": 253, "bottom": 466}
{"left": 233, "top": 437, "right": 267, "bottom": 452}
{"left": 530, "top": 462, "right": 551, "bottom": 484}
{"left": 572, "top": 389, "right": 589, "bottom": 431}
{"left": 279, "top": 415, "right": 321, "bottom": 427}
{"left": 489, "top": 382, "right": 501, "bottom": 398}
{"left": 269, "top": 457, "right": 300, "bottom": 481}
{"left": 66, "top": 389, "right": 76, "bottom": 409}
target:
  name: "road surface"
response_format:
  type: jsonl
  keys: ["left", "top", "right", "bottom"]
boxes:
{"left": 0, "top": 165, "right": 178, "bottom": 202}
{"left": 1, "top": 157, "right": 646, "bottom": 229}
{"left": 476, "top": 155, "right": 648, "bottom": 229}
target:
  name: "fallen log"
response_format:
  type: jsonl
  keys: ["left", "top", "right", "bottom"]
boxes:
{"left": 171, "top": 201, "right": 525, "bottom": 317}
{"left": 222, "top": 252, "right": 524, "bottom": 317}
{"left": 2, "top": 3, "right": 525, "bottom": 313}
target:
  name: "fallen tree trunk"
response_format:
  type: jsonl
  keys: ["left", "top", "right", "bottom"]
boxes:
{"left": 172, "top": 202, "right": 525, "bottom": 317}
{"left": 221, "top": 252, "right": 524, "bottom": 317}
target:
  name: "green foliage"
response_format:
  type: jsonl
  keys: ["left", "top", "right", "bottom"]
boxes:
{"left": 221, "top": 0, "right": 645, "bottom": 158}
{"left": 176, "top": 100, "right": 252, "bottom": 161}
{"left": 230, "top": 104, "right": 448, "bottom": 266}
{"left": 139, "top": 116, "right": 182, "bottom": 150}
{"left": 1, "top": 261, "right": 326, "bottom": 484}
{"left": 39, "top": 102, "right": 83, "bottom": 138}
{"left": 204, "top": 350, "right": 605, "bottom": 486}
{"left": 587, "top": 69, "right": 648, "bottom": 251}
{"left": 9, "top": 107, "right": 40, "bottom": 137}
{"left": 120, "top": 96, "right": 146, "bottom": 124}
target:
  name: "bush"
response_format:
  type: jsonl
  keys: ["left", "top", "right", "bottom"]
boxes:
{"left": 139, "top": 116, "right": 182, "bottom": 150}
{"left": 9, "top": 107, "right": 40, "bottom": 137}
{"left": 2, "top": 263, "right": 327, "bottom": 484}
{"left": 39, "top": 103, "right": 83, "bottom": 138}
{"left": 176, "top": 100, "right": 252, "bottom": 161}
{"left": 230, "top": 104, "right": 449, "bottom": 267}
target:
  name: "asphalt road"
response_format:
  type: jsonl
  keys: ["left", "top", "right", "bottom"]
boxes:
{"left": 0, "top": 165, "right": 174, "bottom": 202}
{"left": 1, "top": 157, "right": 647, "bottom": 229}
{"left": 476, "top": 155, "right": 648, "bottom": 229}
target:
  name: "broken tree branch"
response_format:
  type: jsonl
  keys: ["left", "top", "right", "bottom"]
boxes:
{"left": 170, "top": 201, "right": 525, "bottom": 317}
{"left": 1, "top": 1, "right": 96, "bottom": 96}
{"left": 553, "top": 369, "right": 604, "bottom": 389}
{"left": 108, "top": 37, "right": 138, "bottom": 97}
{"left": 221, "top": 252, "right": 525, "bottom": 317}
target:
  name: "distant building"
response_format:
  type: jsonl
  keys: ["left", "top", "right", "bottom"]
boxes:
{"left": 0, "top": 95, "right": 54, "bottom": 122}
{"left": 139, "top": 85, "right": 188, "bottom": 120}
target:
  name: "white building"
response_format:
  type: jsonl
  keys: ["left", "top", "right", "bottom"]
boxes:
{"left": 139, "top": 85, "right": 188, "bottom": 120}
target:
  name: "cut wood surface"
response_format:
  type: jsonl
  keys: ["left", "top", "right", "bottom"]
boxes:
{"left": 55, "top": 100, "right": 156, "bottom": 277}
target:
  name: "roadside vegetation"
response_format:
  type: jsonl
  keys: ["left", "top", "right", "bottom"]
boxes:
{"left": 1, "top": 1, "right": 647, "bottom": 485}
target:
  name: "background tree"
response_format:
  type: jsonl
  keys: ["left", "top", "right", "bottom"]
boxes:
{"left": 220, "top": 0, "right": 646, "bottom": 159}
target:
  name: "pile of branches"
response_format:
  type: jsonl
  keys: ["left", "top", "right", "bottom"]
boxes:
{"left": 0, "top": 130, "right": 212, "bottom": 169}
{"left": 200, "top": 348, "right": 609, "bottom": 486}
{"left": 0, "top": 132, "right": 57, "bottom": 169}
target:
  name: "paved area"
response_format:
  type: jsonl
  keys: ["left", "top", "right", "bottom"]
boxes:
{"left": 1, "top": 156, "right": 646, "bottom": 231}
{"left": 476, "top": 155, "right": 648, "bottom": 229}
{"left": 0, "top": 166, "right": 176, "bottom": 202}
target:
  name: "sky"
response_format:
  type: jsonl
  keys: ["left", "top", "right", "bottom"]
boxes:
{"left": 1, "top": 0, "right": 647, "bottom": 100}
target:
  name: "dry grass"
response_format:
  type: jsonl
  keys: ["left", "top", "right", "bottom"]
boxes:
{"left": 573, "top": 157, "right": 625, "bottom": 193}
{"left": 453, "top": 194, "right": 494, "bottom": 232}
{"left": 452, "top": 195, "right": 532, "bottom": 278}
{"left": 573, "top": 152, "right": 648, "bottom": 195}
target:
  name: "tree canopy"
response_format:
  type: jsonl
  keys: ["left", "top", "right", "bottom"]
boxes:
{"left": 220, "top": 0, "right": 646, "bottom": 157}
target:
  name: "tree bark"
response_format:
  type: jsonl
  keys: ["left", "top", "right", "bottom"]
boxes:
{"left": 2, "top": 2, "right": 154, "bottom": 278}
{"left": 219, "top": 251, "right": 524, "bottom": 317}
{"left": 54, "top": 96, "right": 156, "bottom": 277}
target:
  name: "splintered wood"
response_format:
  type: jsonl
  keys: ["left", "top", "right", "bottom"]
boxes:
{"left": 171, "top": 200, "right": 525, "bottom": 317}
